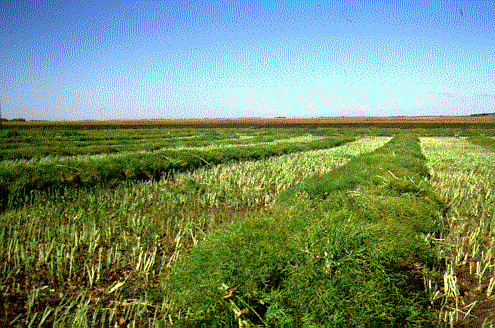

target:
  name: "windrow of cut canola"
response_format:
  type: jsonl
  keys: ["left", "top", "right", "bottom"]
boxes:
{"left": 164, "top": 134, "right": 446, "bottom": 327}
{"left": 0, "top": 136, "right": 389, "bottom": 327}
{"left": 0, "top": 128, "right": 316, "bottom": 161}
{"left": 0, "top": 128, "right": 226, "bottom": 160}
{"left": 0, "top": 134, "right": 324, "bottom": 168}
{"left": 0, "top": 134, "right": 355, "bottom": 209}
{"left": 2, "top": 126, "right": 490, "bottom": 162}
{"left": 7, "top": 125, "right": 487, "bottom": 162}
{"left": 466, "top": 135, "right": 495, "bottom": 153}
{"left": 420, "top": 137, "right": 495, "bottom": 327}
{"left": 159, "top": 136, "right": 392, "bottom": 209}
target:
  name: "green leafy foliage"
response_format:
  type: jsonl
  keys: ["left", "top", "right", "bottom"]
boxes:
{"left": 165, "top": 215, "right": 299, "bottom": 327}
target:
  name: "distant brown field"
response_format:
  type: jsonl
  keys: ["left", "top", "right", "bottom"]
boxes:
{"left": 4, "top": 116, "right": 495, "bottom": 126}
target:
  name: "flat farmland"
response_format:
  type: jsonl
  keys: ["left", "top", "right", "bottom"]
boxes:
{"left": 1, "top": 124, "right": 494, "bottom": 327}
{"left": 7, "top": 116, "right": 495, "bottom": 126}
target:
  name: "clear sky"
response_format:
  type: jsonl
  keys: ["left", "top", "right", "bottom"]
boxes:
{"left": 1, "top": 0, "right": 494, "bottom": 120}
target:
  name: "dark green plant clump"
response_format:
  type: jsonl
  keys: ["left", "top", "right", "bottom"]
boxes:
{"left": 163, "top": 134, "right": 446, "bottom": 327}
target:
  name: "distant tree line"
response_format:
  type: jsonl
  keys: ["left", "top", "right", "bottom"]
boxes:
{"left": 470, "top": 113, "right": 495, "bottom": 117}
{"left": 0, "top": 118, "right": 26, "bottom": 122}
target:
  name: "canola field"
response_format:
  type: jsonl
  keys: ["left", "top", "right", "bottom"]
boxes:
{"left": 0, "top": 126, "right": 494, "bottom": 327}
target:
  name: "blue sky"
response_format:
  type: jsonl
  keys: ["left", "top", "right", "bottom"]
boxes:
{"left": 1, "top": 0, "right": 494, "bottom": 120}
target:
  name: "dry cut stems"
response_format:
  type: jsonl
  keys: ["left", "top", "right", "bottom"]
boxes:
{"left": 421, "top": 137, "right": 495, "bottom": 327}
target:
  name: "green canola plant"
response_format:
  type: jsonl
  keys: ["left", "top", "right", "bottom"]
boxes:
{"left": 164, "top": 134, "right": 447, "bottom": 327}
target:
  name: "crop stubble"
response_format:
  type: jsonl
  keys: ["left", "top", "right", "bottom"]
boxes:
{"left": 421, "top": 137, "right": 495, "bottom": 327}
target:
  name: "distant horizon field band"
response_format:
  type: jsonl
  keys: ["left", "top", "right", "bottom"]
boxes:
{"left": 2, "top": 114, "right": 495, "bottom": 125}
